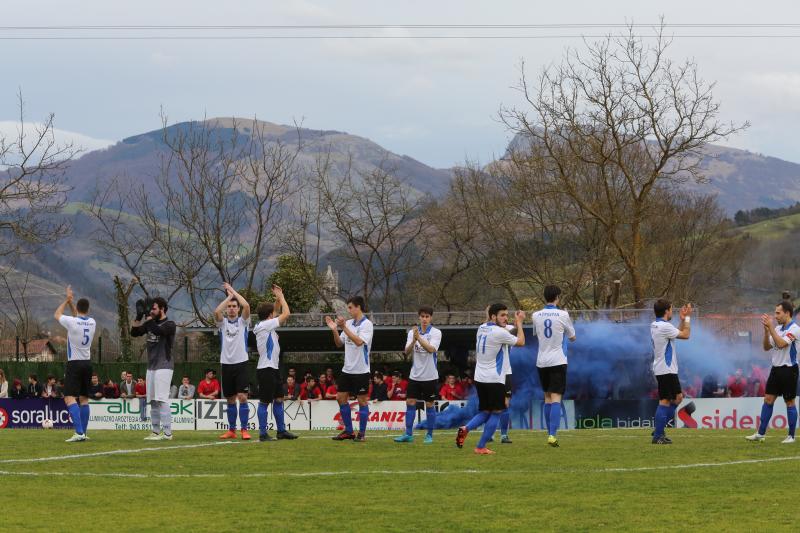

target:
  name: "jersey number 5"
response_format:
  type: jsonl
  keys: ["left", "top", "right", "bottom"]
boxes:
{"left": 82, "top": 328, "right": 90, "bottom": 346}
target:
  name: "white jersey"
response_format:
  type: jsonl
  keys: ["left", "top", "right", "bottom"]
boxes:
{"left": 406, "top": 326, "right": 442, "bottom": 382}
{"left": 651, "top": 319, "right": 680, "bottom": 375}
{"left": 475, "top": 322, "right": 517, "bottom": 384}
{"left": 253, "top": 318, "right": 280, "bottom": 370}
{"left": 218, "top": 316, "right": 249, "bottom": 365}
{"left": 340, "top": 316, "right": 373, "bottom": 374}
{"left": 768, "top": 321, "right": 800, "bottom": 367}
{"left": 502, "top": 324, "right": 515, "bottom": 377}
{"left": 58, "top": 315, "right": 96, "bottom": 362}
{"left": 531, "top": 306, "right": 574, "bottom": 368}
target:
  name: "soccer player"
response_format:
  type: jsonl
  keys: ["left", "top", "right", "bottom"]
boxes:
{"left": 456, "top": 303, "right": 525, "bottom": 455}
{"left": 650, "top": 299, "right": 692, "bottom": 444}
{"left": 215, "top": 282, "right": 253, "bottom": 440}
{"left": 325, "top": 296, "right": 373, "bottom": 442}
{"left": 54, "top": 286, "right": 96, "bottom": 443}
{"left": 531, "top": 285, "right": 576, "bottom": 447}
{"left": 746, "top": 301, "right": 800, "bottom": 443}
{"left": 395, "top": 306, "right": 442, "bottom": 444}
{"left": 131, "top": 297, "right": 176, "bottom": 441}
{"left": 253, "top": 285, "right": 298, "bottom": 442}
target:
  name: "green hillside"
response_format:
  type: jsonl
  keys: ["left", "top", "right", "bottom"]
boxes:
{"left": 735, "top": 212, "right": 800, "bottom": 240}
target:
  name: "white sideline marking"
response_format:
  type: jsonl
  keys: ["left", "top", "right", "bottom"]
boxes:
{"left": 597, "top": 455, "right": 800, "bottom": 473}
{"left": 5, "top": 456, "right": 800, "bottom": 479}
{"left": 0, "top": 441, "right": 236, "bottom": 465}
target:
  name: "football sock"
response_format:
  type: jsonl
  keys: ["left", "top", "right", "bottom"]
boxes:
{"left": 787, "top": 405, "right": 797, "bottom": 438}
{"left": 226, "top": 403, "right": 237, "bottom": 430}
{"left": 465, "top": 411, "right": 490, "bottom": 431}
{"left": 273, "top": 401, "right": 286, "bottom": 433}
{"left": 499, "top": 409, "right": 510, "bottom": 436}
{"left": 405, "top": 405, "right": 416, "bottom": 435}
{"left": 654, "top": 404, "right": 669, "bottom": 438}
{"left": 544, "top": 403, "right": 552, "bottom": 434}
{"left": 477, "top": 413, "right": 500, "bottom": 448}
{"left": 359, "top": 405, "right": 369, "bottom": 434}
{"left": 67, "top": 403, "right": 84, "bottom": 435}
{"left": 80, "top": 404, "right": 90, "bottom": 434}
{"left": 426, "top": 407, "right": 436, "bottom": 436}
{"left": 149, "top": 400, "right": 162, "bottom": 434}
{"left": 339, "top": 404, "right": 353, "bottom": 433}
{"left": 238, "top": 402, "right": 250, "bottom": 431}
{"left": 160, "top": 402, "right": 172, "bottom": 435}
{"left": 257, "top": 402, "right": 268, "bottom": 435}
{"left": 758, "top": 402, "right": 774, "bottom": 435}
{"left": 549, "top": 402, "right": 562, "bottom": 437}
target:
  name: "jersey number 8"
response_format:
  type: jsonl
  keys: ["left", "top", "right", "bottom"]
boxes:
{"left": 543, "top": 319, "right": 553, "bottom": 339}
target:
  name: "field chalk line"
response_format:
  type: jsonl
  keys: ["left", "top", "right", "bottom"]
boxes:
{"left": 3, "top": 455, "right": 800, "bottom": 478}
{"left": 0, "top": 441, "right": 237, "bottom": 464}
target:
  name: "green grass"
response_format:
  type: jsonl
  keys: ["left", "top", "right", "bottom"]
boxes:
{"left": 735, "top": 212, "right": 800, "bottom": 240}
{"left": 2, "top": 428, "right": 797, "bottom": 532}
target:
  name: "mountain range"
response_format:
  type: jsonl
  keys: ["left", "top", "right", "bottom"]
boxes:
{"left": 4, "top": 118, "right": 800, "bottom": 324}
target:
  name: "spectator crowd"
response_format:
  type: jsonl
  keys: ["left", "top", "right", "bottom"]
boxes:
{"left": 0, "top": 364, "right": 785, "bottom": 403}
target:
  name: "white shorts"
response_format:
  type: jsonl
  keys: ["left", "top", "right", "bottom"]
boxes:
{"left": 146, "top": 369, "right": 174, "bottom": 403}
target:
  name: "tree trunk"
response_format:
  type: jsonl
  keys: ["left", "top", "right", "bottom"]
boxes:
{"left": 113, "top": 276, "right": 133, "bottom": 362}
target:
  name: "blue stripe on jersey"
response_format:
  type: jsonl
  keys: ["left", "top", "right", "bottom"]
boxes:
{"left": 495, "top": 347, "right": 504, "bottom": 375}
{"left": 363, "top": 344, "right": 369, "bottom": 366}
{"left": 665, "top": 340, "right": 673, "bottom": 368}
{"left": 243, "top": 326, "right": 248, "bottom": 346}
{"left": 266, "top": 334, "right": 274, "bottom": 360}
{"left": 791, "top": 343, "right": 798, "bottom": 366}
{"left": 433, "top": 353, "right": 438, "bottom": 366}
{"left": 67, "top": 342, "right": 72, "bottom": 361}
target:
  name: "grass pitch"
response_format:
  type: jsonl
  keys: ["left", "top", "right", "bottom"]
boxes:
{"left": 1, "top": 428, "right": 795, "bottom": 532}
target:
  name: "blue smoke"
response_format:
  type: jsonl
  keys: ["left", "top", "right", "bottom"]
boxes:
{"left": 425, "top": 315, "right": 749, "bottom": 429}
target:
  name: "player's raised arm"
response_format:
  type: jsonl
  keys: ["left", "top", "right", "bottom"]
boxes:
{"left": 326, "top": 316, "right": 344, "bottom": 348}
{"left": 676, "top": 304, "right": 692, "bottom": 340}
{"left": 223, "top": 282, "right": 250, "bottom": 321}
{"left": 404, "top": 328, "right": 417, "bottom": 355}
{"left": 54, "top": 285, "right": 73, "bottom": 321}
{"left": 762, "top": 313, "right": 789, "bottom": 349}
{"left": 272, "top": 285, "right": 290, "bottom": 325}
{"left": 415, "top": 326, "right": 438, "bottom": 353}
{"left": 513, "top": 310, "right": 526, "bottom": 347}
{"left": 214, "top": 289, "right": 234, "bottom": 323}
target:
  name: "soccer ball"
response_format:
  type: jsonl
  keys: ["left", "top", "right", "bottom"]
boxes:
{"left": 41, "top": 419, "right": 54, "bottom": 429}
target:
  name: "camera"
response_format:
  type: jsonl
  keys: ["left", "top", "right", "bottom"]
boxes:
{"left": 134, "top": 297, "right": 156, "bottom": 321}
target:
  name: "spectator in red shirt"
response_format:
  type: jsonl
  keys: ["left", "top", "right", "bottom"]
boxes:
{"left": 135, "top": 377, "right": 147, "bottom": 421}
{"left": 318, "top": 374, "right": 330, "bottom": 396}
{"left": 197, "top": 369, "right": 221, "bottom": 400}
{"left": 325, "top": 382, "right": 338, "bottom": 400}
{"left": 325, "top": 367, "right": 336, "bottom": 386}
{"left": 439, "top": 374, "right": 462, "bottom": 400}
{"left": 727, "top": 369, "right": 747, "bottom": 398}
{"left": 300, "top": 376, "right": 323, "bottom": 400}
{"left": 387, "top": 371, "right": 408, "bottom": 400}
{"left": 284, "top": 376, "right": 300, "bottom": 400}
{"left": 749, "top": 365, "right": 767, "bottom": 397}
{"left": 103, "top": 378, "right": 119, "bottom": 399}
{"left": 456, "top": 374, "right": 474, "bottom": 398}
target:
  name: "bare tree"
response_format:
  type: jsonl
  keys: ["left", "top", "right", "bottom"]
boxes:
{"left": 501, "top": 23, "right": 747, "bottom": 305}
{"left": 315, "top": 151, "right": 428, "bottom": 311}
{"left": 0, "top": 92, "right": 78, "bottom": 256}
{"left": 0, "top": 267, "right": 38, "bottom": 359}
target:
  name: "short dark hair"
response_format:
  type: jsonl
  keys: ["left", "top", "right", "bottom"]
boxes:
{"left": 373, "top": 372, "right": 383, "bottom": 380}
{"left": 487, "top": 303, "right": 508, "bottom": 319}
{"left": 654, "top": 299, "right": 672, "bottom": 319}
{"left": 182, "top": 375, "right": 190, "bottom": 380}
{"left": 346, "top": 296, "right": 366, "bottom": 311}
{"left": 257, "top": 302, "right": 275, "bottom": 321}
{"left": 777, "top": 300, "right": 794, "bottom": 317}
{"left": 29, "top": 374, "right": 37, "bottom": 381}
{"left": 544, "top": 285, "right": 562, "bottom": 304}
{"left": 76, "top": 298, "right": 90, "bottom": 314}
{"left": 153, "top": 297, "right": 168, "bottom": 313}
{"left": 418, "top": 306, "right": 434, "bottom": 316}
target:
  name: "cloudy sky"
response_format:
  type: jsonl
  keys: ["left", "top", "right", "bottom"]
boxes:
{"left": 2, "top": 0, "right": 799, "bottom": 168}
